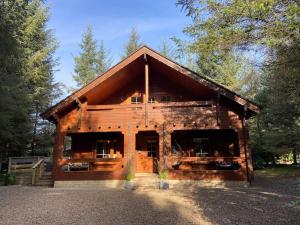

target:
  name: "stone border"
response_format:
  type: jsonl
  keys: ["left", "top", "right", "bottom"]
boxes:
{"left": 168, "top": 179, "right": 249, "bottom": 188}
{"left": 54, "top": 180, "right": 126, "bottom": 189}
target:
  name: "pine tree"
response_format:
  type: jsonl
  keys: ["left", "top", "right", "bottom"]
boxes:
{"left": 159, "top": 40, "right": 174, "bottom": 59}
{"left": 0, "top": 0, "right": 61, "bottom": 158}
{"left": 24, "top": 0, "right": 61, "bottom": 156}
{"left": 257, "top": 40, "right": 300, "bottom": 164}
{"left": 96, "top": 40, "right": 112, "bottom": 75}
{"left": 0, "top": 0, "right": 31, "bottom": 159}
{"left": 73, "top": 26, "right": 112, "bottom": 87}
{"left": 176, "top": 0, "right": 300, "bottom": 164}
{"left": 122, "top": 28, "right": 142, "bottom": 58}
{"left": 73, "top": 25, "right": 98, "bottom": 87}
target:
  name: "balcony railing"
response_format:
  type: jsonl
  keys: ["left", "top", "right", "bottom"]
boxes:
{"left": 80, "top": 100, "right": 217, "bottom": 128}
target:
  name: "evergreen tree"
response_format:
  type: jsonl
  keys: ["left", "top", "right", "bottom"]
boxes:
{"left": 24, "top": 0, "right": 61, "bottom": 156}
{"left": 159, "top": 40, "right": 174, "bottom": 59}
{"left": 0, "top": 0, "right": 31, "bottom": 159}
{"left": 122, "top": 28, "right": 142, "bottom": 58}
{"left": 176, "top": 0, "right": 300, "bottom": 164}
{"left": 73, "top": 25, "right": 98, "bottom": 87}
{"left": 255, "top": 40, "right": 300, "bottom": 164}
{"left": 96, "top": 40, "right": 112, "bottom": 75}
{"left": 176, "top": 0, "right": 299, "bottom": 58}
{"left": 73, "top": 26, "right": 112, "bottom": 87}
{"left": 0, "top": 0, "right": 61, "bottom": 159}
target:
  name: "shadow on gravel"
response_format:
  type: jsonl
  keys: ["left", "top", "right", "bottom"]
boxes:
{"left": 1, "top": 176, "right": 299, "bottom": 225}
{"left": 0, "top": 186, "right": 208, "bottom": 225}
{"left": 185, "top": 176, "right": 300, "bottom": 225}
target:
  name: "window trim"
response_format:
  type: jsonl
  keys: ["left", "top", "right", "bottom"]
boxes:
{"left": 96, "top": 140, "right": 110, "bottom": 158}
{"left": 131, "top": 96, "right": 142, "bottom": 104}
{"left": 149, "top": 96, "right": 155, "bottom": 103}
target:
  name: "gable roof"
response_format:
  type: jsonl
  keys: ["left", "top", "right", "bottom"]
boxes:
{"left": 41, "top": 45, "right": 260, "bottom": 120}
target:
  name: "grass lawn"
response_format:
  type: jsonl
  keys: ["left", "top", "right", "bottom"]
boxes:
{"left": 255, "top": 165, "right": 300, "bottom": 178}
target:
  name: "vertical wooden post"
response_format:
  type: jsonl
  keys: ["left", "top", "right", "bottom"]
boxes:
{"left": 8, "top": 157, "right": 12, "bottom": 173}
{"left": 53, "top": 115, "right": 64, "bottom": 181}
{"left": 242, "top": 106, "right": 251, "bottom": 185}
{"left": 144, "top": 56, "right": 149, "bottom": 126}
{"left": 159, "top": 124, "right": 172, "bottom": 171}
{"left": 145, "top": 63, "right": 149, "bottom": 103}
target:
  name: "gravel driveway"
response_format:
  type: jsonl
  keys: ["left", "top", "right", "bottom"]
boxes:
{"left": 0, "top": 176, "right": 299, "bottom": 225}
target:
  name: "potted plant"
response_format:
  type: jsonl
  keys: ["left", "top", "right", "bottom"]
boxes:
{"left": 124, "top": 162, "right": 135, "bottom": 189}
{"left": 159, "top": 168, "right": 169, "bottom": 189}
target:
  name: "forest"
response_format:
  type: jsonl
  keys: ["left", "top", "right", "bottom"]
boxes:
{"left": 0, "top": 0, "right": 299, "bottom": 166}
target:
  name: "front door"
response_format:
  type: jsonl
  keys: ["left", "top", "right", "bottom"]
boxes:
{"left": 136, "top": 132, "right": 159, "bottom": 173}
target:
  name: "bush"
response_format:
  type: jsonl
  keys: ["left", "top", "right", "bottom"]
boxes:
{"left": 125, "top": 162, "right": 134, "bottom": 181}
{"left": 4, "top": 173, "right": 16, "bottom": 185}
{"left": 126, "top": 171, "right": 134, "bottom": 181}
{"left": 159, "top": 169, "right": 168, "bottom": 180}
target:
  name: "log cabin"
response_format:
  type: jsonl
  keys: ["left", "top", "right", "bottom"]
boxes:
{"left": 41, "top": 46, "right": 260, "bottom": 186}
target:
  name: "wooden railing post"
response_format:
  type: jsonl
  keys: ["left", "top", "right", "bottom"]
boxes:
{"left": 31, "top": 159, "right": 44, "bottom": 185}
{"left": 8, "top": 157, "right": 12, "bottom": 173}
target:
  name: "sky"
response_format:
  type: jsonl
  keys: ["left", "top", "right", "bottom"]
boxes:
{"left": 46, "top": 0, "right": 191, "bottom": 91}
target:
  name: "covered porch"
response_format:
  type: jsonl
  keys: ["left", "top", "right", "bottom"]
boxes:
{"left": 55, "top": 132, "right": 127, "bottom": 180}
{"left": 165, "top": 129, "right": 246, "bottom": 180}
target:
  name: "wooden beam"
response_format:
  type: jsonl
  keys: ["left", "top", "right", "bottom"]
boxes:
{"left": 145, "top": 62, "right": 149, "bottom": 103}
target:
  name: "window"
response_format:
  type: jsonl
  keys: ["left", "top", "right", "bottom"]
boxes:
{"left": 149, "top": 96, "right": 155, "bottom": 103}
{"left": 147, "top": 140, "right": 157, "bottom": 157}
{"left": 193, "top": 138, "right": 209, "bottom": 157}
{"left": 131, "top": 96, "right": 142, "bottom": 104}
{"left": 96, "top": 140, "right": 110, "bottom": 158}
{"left": 161, "top": 96, "right": 171, "bottom": 102}
{"left": 63, "top": 136, "right": 72, "bottom": 158}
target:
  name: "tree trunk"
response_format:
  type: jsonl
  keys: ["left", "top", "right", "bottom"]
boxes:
{"left": 271, "top": 154, "right": 276, "bottom": 166}
{"left": 292, "top": 149, "right": 298, "bottom": 165}
{"left": 31, "top": 108, "right": 39, "bottom": 156}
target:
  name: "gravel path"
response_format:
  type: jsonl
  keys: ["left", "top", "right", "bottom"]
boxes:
{"left": 0, "top": 176, "right": 299, "bottom": 225}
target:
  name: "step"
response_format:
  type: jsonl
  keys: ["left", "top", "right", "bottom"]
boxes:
{"left": 40, "top": 175, "right": 52, "bottom": 179}
{"left": 135, "top": 173, "right": 159, "bottom": 177}
{"left": 35, "top": 180, "right": 53, "bottom": 187}
{"left": 133, "top": 173, "right": 160, "bottom": 189}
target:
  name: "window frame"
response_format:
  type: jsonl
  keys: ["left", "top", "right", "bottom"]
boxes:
{"left": 146, "top": 140, "right": 157, "bottom": 157}
{"left": 131, "top": 96, "right": 142, "bottom": 104}
{"left": 149, "top": 96, "right": 155, "bottom": 103}
{"left": 96, "top": 140, "right": 110, "bottom": 158}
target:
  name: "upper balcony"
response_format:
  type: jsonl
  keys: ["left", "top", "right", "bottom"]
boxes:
{"left": 73, "top": 100, "right": 221, "bottom": 131}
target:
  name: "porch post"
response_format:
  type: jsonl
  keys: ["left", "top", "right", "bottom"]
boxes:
{"left": 144, "top": 54, "right": 149, "bottom": 103}
{"left": 242, "top": 107, "right": 253, "bottom": 181}
{"left": 53, "top": 117, "right": 65, "bottom": 181}
{"left": 122, "top": 124, "right": 136, "bottom": 174}
{"left": 158, "top": 124, "right": 172, "bottom": 171}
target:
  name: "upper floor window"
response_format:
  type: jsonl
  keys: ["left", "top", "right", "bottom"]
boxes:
{"left": 149, "top": 96, "right": 155, "bottom": 103}
{"left": 161, "top": 96, "right": 171, "bottom": 102}
{"left": 131, "top": 96, "right": 142, "bottom": 104}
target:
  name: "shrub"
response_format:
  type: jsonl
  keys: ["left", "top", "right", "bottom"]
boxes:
{"left": 126, "top": 170, "right": 134, "bottom": 181}
{"left": 159, "top": 169, "right": 168, "bottom": 180}
{"left": 4, "top": 173, "right": 16, "bottom": 185}
{"left": 125, "top": 162, "right": 134, "bottom": 181}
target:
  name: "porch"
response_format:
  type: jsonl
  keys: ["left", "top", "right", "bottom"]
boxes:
{"left": 164, "top": 129, "right": 246, "bottom": 180}
{"left": 54, "top": 128, "right": 247, "bottom": 181}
